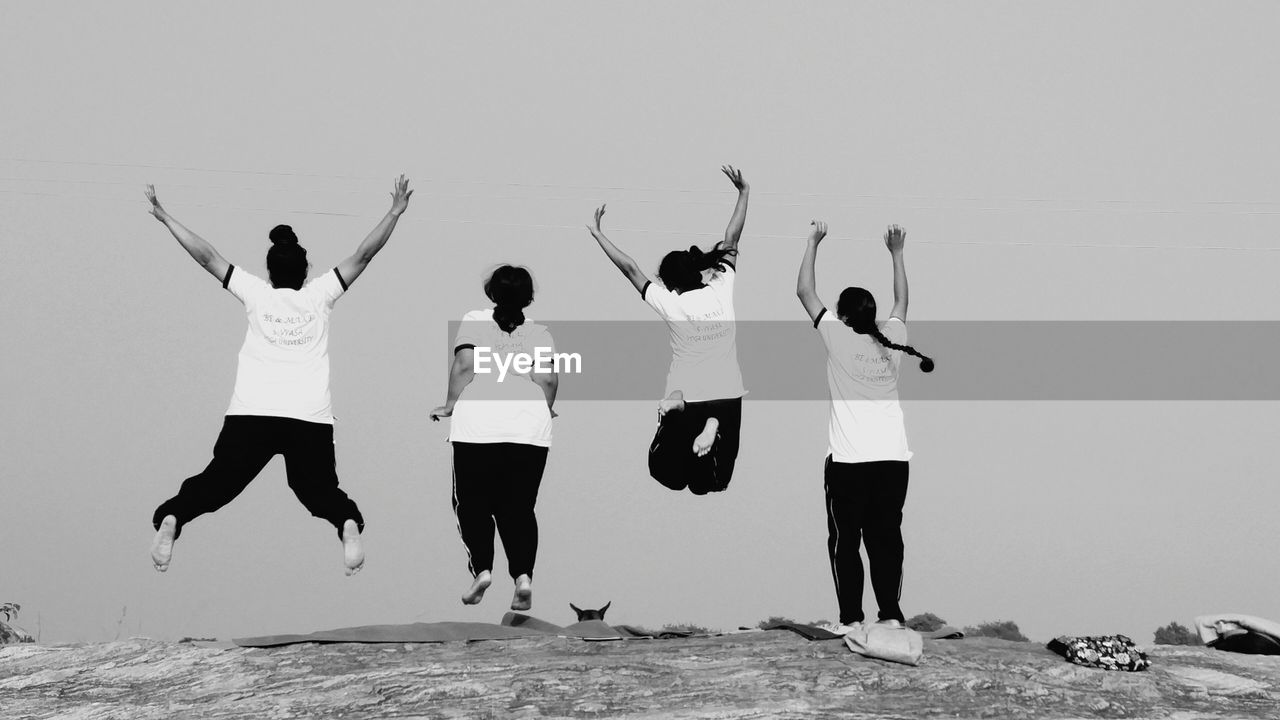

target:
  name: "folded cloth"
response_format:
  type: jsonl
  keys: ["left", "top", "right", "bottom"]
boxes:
{"left": 760, "top": 622, "right": 842, "bottom": 641}
{"left": 844, "top": 624, "right": 924, "bottom": 666}
{"left": 501, "top": 612, "right": 565, "bottom": 633}
{"left": 564, "top": 620, "right": 625, "bottom": 641}
{"left": 921, "top": 625, "right": 965, "bottom": 640}
{"left": 502, "top": 614, "right": 624, "bottom": 641}
{"left": 1194, "top": 614, "right": 1280, "bottom": 655}
{"left": 234, "top": 621, "right": 543, "bottom": 647}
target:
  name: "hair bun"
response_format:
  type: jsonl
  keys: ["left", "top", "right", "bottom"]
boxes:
{"left": 920, "top": 358, "right": 935, "bottom": 373}
{"left": 269, "top": 224, "right": 298, "bottom": 246}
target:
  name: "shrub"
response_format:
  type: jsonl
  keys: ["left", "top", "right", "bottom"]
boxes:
{"left": 964, "top": 620, "right": 1029, "bottom": 642}
{"left": 906, "top": 612, "right": 948, "bottom": 632}
{"left": 662, "top": 623, "right": 713, "bottom": 635}
{"left": 0, "top": 603, "right": 34, "bottom": 645}
{"left": 755, "top": 615, "right": 797, "bottom": 629}
{"left": 1153, "top": 621, "right": 1201, "bottom": 646}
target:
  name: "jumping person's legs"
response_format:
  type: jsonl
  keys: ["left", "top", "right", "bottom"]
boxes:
{"left": 686, "top": 398, "right": 742, "bottom": 495}
{"left": 706, "top": 398, "right": 742, "bottom": 493}
{"left": 451, "top": 442, "right": 498, "bottom": 587}
{"left": 823, "top": 456, "right": 869, "bottom": 625}
{"left": 280, "top": 419, "right": 364, "bottom": 534}
{"left": 861, "top": 461, "right": 909, "bottom": 623}
{"left": 151, "top": 416, "right": 277, "bottom": 569}
{"left": 280, "top": 418, "right": 366, "bottom": 575}
{"left": 648, "top": 405, "right": 696, "bottom": 491}
{"left": 692, "top": 418, "right": 720, "bottom": 457}
{"left": 493, "top": 443, "right": 549, "bottom": 580}
{"left": 658, "top": 389, "right": 686, "bottom": 416}
{"left": 489, "top": 443, "right": 548, "bottom": 611}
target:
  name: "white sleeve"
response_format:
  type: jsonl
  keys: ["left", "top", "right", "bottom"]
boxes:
{"left": 709, "top": 263, "right": 736, "bottom": 296}
{"left": 453, "top": 310, "right": 488, "bottom": 353}
{"left": 883, "top": 316, "right": 908, "bottom": 345}
{"left": 641, "top": 281, "right": 680, "bottom": 318}
{"left": 224, "top": 266, "right": 268, "bottom": 305}
{"left": 305, "top": 269, "right": 346, "bottom": 309}
{"left": 815, "top": 309, "right": 840, "bottom": 350}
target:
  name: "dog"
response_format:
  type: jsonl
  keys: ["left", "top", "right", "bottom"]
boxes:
{"left": 570, "top": 601, "right": 611, "bottom": 622}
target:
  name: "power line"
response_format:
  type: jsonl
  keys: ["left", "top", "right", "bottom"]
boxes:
{"left": 6, "top": 156, "right": 1280, "bottom": 208}
{"left": 5, "top": 187, "right": 1275, "bottom": 252}
{"left": 5, "top": 179, "right": 1280, "bottom": 218}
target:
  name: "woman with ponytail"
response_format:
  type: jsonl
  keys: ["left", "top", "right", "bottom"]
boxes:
{"left": 146, "top": 176, "right": 413, "bottom": 577}
{"left": 796, "top": 221, "right": 933, "bottom": 635}
{"left": 586, "top": 166, "right": 750, "bottom": 496}
{"left": 430, "top": 265, "right": 558, "bottom": 612}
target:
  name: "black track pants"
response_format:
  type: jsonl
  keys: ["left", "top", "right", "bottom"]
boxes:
{"left": 647, "top": 397, "right": 742, "bottom": 495}
{"left": 152, "top": 415, "right": 364, "bottom": 541}
{"left": 451, "top": 441, "right": 549, "bottom": 579}
{"left": 823, "top": 457, "right": 909, "bottom": 625}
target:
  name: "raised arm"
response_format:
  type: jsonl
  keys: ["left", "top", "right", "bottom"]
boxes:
{"left": 337, "top": 175, "right": 413, "bottom": 287}
{"left": 429, "top": 348, "right": 475, "bottom": 421}
{"left": 884, "top": 224, "right": 908, "bottom": 321}
{"left": 796, "top": 220, "right": 828, "bottom": 323}
{"left": 145, "top": 185, "right": 230, "bottom": 282}
{"left": 718, "top": 165, "right": 749, "bottom": 258}
{"left": 585, "top": 204, "right": 649, "bottom": 294}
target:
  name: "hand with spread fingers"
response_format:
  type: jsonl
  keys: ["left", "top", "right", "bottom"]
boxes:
{"left": 585, "top": 204, "right": 608, "bottom": 240}
{"left": 144, "top": 185, "right": 168, "bottom": 222}
{"left": 389, "top": 174, "right": 413, "bottom": 217}
{"left": 721, "top": 164, "right": 748, "bottom": 192}
{"left": 884, "top": 224, "right": 906, "bottom": 254}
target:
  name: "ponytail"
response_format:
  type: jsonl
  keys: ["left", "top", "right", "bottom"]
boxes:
{"left": 658, "top": 243, "right": 738, "bottom": 292}
{"left": 693, "top": 243, "right": 738, "bottom": 273}
{"left": 484, "top": 264, "right": 534, "bottom": 334}
{"left": 492, "top": 304, "right": 526, "bottom": 334}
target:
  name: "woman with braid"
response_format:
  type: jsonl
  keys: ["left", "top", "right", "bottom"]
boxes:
{"left": 586, "top": 166, "right": 749, "bottom": 496}
{"left": 147, "top": 176, "right": 413, "bottom": 576}
{"left": 796, "top": 221, "right": 934, "bottom": 635}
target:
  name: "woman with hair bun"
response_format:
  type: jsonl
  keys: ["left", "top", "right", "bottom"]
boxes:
{"left": 146, "top": 175, "right": 413, "bottom": 576}
{"left": 430, "top": 265, "right": 558, "bottom": 612}
{"left": 796, "top": 221, "right": 934, "bottom": 635}
{"left": 586, "top": 165, "right": 749, "bottom": 496}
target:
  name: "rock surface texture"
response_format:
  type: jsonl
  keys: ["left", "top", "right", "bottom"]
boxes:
{"left": 2, "top": 634, "right": 1279, "bottom": 719}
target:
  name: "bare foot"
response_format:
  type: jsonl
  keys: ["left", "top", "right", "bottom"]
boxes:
{"left": 511, "top": 574, "right": 533, "bottom": 611}
{"left": 658, "top": 390, "right": 685, "bottom": 417}
{"left": 150, "top": 515, "right": 177, "bottom": 572}
{"left": 693, "top": 418, "right": 720, "bottom": 456}
{"left": 462, "top": 570, "right": 492, "bottom": 605}
{"left": 342, "top": 520, "right": 364, "bottom": 576}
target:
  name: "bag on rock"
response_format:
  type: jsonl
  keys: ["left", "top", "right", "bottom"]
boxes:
{"left": 844, "top": 624, "right": 924, "bottom": 666}
{"left": 1046, "top": 634, "right": 1150, "bottom": 671}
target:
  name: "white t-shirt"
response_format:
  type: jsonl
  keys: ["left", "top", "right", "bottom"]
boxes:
{"left": 224, "top": 266, "right": 346, "bottom": 424}
{"left": 449, "top": 308, "right": 554, "bottom": 447}
{"left": 816, "top": 310, "right": 913, "bottom": 463}
{"left": 642, "top": 264, "right": 746, "bottom": 402}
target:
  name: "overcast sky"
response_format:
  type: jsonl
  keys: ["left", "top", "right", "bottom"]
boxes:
{"left": 3, "top": 1, "right": 1278, "bottom": 644}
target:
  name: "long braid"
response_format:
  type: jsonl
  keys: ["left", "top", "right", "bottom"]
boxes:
{"left": 864, "top": 325, "right": 935, "bottom": 373}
